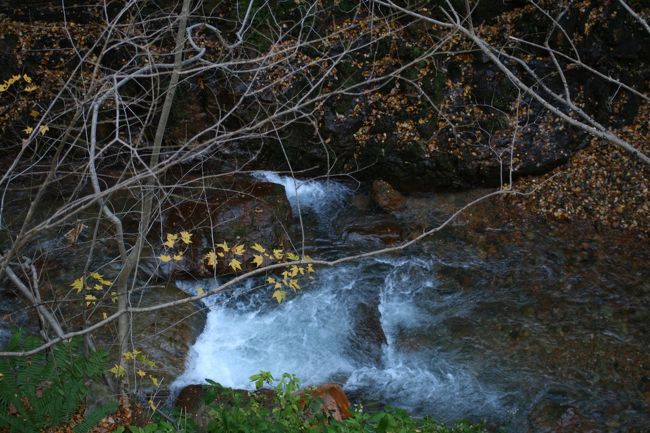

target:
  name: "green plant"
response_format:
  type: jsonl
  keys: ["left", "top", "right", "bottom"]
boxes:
{"left": 0, "top": 330, "right": 109, "bottom": 433}
{"left": 201, "top": 372, "right": 490, "bottom": 433}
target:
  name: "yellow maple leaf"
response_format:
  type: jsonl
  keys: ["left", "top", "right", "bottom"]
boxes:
{"left": 267, "top": 277, "right": 276, "bottom": 284}
{"left": 98, "top": 277, "right": 112, "bottom": 286}
{"left": 102, "top": 312, "right": 108, "bottom": 320}
{"left": 149, "top": 375, "right": 159, "bottom": 387}
{"left": 148, "top": 399, "right": 157, "bottom": 412}
{"left": 287, "top": 252, "right": 300, "bottom": 261}
{"left": 85, "top": 294, "right": 97, "bottom": 306}
{"left": 109, "top": 364, "right": 125, "bottom": 378}
{"left": 251, "top": 243, "right": 266, "bottom": 254}
{"left": 232, "top": 244, "right": 246, "bottom": 256}
{"left": 159, "top": 254, "right": 172, "bottom": 263}
{"left": 163, "top": 233, "right": 177, "bottom": 248}
{"left": 272, "top": 290, "right": 287, "bottom": 303}
{"left": 197, "top": 287, "right": 204, "bottom": 296}
{"left": 23, "top": 126, "right": 33, "bottom": 135}
{"left": 137, "top": 369, "right": 147, "bottom": 378}
{"left": 179, "top": 230, "right": 192, "bottom": 244}
{"left": 252, "top": 255, "right": 264, "bottom": 267}
{"left": 205, "top": 250, "right": 217, "bottom": 267}
{"left": 274, "top": 282, "right": 282, "bottom": 289}
{"left": 24, "top": 84, "right": 39, "bottom": 93}
{"left": 29, "top": 110, "right": 39, "bottom": 118}
{"left": 229, "top": 258, "right": 242, "bottom": 271}
{"left": 71, "top": 277, "right": 84, "bottom": 293}
{"left": 90, "top": 272, "right": 102, "bottom": 280}
{"left": 216, "top": 241, "right": 229, "bottom": 252}
{"left": 173, "top": 252, "right": 184, "bottom": 261}
{"left": 94, "top": 284, "right": 103, "bottom": 291}
{"left": 22, "top": 74, "right": 32, "bottom": 83}
{"left": 0, "top": 84, "right": 8, "bottom": 92}
{"left": 288, "top": 279, "right": 301, "bottom": 291}
{"left": 273, "top": 249, "right": 284, "bottom": 260}
{"left": 307, "top": 264, "right": 315, "bottom": 273}
{"left": 39, "top": 125, "right": 49, "bottom": 135}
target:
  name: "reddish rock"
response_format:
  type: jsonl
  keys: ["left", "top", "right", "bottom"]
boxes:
{"left": 371, "top": 180, "right": 406, "bottom": 212}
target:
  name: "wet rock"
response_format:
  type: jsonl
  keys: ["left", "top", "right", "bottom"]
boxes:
{"left": 344, "top": 220, "right": 404, "bottom": 245}
{"left": 528, "top": 401, "right": 602, "bottom": 433}
{"left": 348, "top": 299, "right": 387, "bottom": 365}
{"left": 371, "top": 180, "right": 406, "bottom": 212}
{"left": 126, "top": 284, "right": 206, "bottom": 387}
{"left": 159, "top": 177, "right": 291, "bottom": 279}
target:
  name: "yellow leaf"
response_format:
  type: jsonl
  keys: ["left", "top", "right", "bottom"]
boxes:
{"left": 179, "top": 230, "right": 192, "bottom": 245}
{"left": 98, "top": 277, "right": 112, "bottom": 286}
{"left": 272, "top": 290, "right": 287, "bottom": 303}
{"left": 253, "top": 255, "right": 264, "bottom": 267}
{"left": 38, "top": 125, "right": 48, "bottom": 135}
{"left": 29, "top": 110, "right": 39, "bottom": 118}
{"left": 287, "top": 252, "right": 300, "bottom": 261}
{"left": 307, "top": 264, "right": 315, "bottom": 273}
{"left": 273, "top": 249, "right": 284, "bottom": 260}
{"left": 102, "top": 312, "right": 108, "bottom": 320}
{"left": 274, "top": 282, "right": 282, "bottom": 289}
{"left": 85, "top": 294, "right": 97, "bottom": 306}
{"left": 159, "top": 254, "right": 172, "bottom": 263}
{"left": 173, "top": 252, "right": 184, "bottom": 261}
{"left": 90, "top": 272, "right": 101, "bottom": 279}
{"left": 10, "top": 74, "right": 21, "bottom": 84}
{"left": 251, "top": 243, "right": 266, "bottom": 254}
{"left": 137, "top": 369, "right": 146, "bottom": 378}
{"left": 148, "top": 399, "right": 157, "bottom": 412}
{"left": 109, "top": 364, "right": 125, "bottom": 378}
{"left": 302, "top": 255, "right": 312, "bottom": 262}
{"left": 288, "top": 279, "right": 300, "bottom": 291}
{"left": 197, "top": 287, "right": 204, "bottom": 295}
{"left": 216, "top": 241, "right": 230, "bottom": 252}
{"left": 163, "top": 233, "right": 177, "bottom": 248}
{"left": 94, "top": 284, "right": 103, "bottom": 291}
{"left": 149, "top": 375, "right": 159, "bottom": 387}
{"left": 24, "top": 84, "right": 39, "bottom": 93}
{"left": 290, "top": 265, "right": 299, "bottom": 277}
{"left": 22, "top": 74, "right": 32, "bottom": 83}
{"left": 0, "top": 84, "right": 8, "bottom": 92}
{"left": 110, "top": 291, "right": 118, "bottom": 303}
{"left": 22, "top": 126, "right": 33, "bottom": 135}
{"left": 217, "top": 252, "right": 225, "bottom": 258}
{"left": 266, "top": 277, "right": 276, "bottom": 284}
{"left": 232, "top": 244, "right": 245, "bottom": 256}
{"left": 229, "top": 258, "right": 242, "bottom": 271}
{"left": 71, "top": 277, "right": 84, "bottom": 293}
{"left": 205, "top": 251, "right": 217, "bottom": 267}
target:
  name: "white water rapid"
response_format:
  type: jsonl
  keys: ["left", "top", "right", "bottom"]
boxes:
{"left": 172, "top": 172, "right": 508, "bottom": 425}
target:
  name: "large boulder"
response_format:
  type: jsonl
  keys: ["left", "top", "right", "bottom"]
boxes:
{"left": 157, "top": 177, "right": 292, "bottom": 279}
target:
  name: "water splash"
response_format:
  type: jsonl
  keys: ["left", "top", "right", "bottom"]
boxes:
{"left": 251, "top": 171, "right": 351, "bottom": 215}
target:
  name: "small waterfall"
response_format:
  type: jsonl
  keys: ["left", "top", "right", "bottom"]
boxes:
{"left": 251, "top": 171, "right": 352, "bottom": 215}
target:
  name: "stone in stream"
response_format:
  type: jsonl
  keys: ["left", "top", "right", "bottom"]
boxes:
{"left": 156, "top": 177, "right": 292, "bottom": 279}
{"left": 371, "top": 180, "right": 406, "bottom": 212}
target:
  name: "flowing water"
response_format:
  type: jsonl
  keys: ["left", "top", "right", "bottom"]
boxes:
{"left": 172, "top": 174, "right": 650, "bottom": 432}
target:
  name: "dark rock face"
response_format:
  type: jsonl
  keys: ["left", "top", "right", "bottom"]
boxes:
{"left": 157, "top": 178, "right": 291, "bottom": 279}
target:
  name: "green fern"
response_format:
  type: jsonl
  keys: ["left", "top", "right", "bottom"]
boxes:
{"left": 0, "top": 329, "right": 108, "bottom": 433}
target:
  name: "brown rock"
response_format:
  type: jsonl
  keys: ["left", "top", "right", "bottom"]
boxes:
{"left": 371, "top": 180, "right": 406, "bottom": 212}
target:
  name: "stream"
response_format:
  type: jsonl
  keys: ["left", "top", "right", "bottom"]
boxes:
{"left": 169, "top": 173, "right": 650, "bottom": 432}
